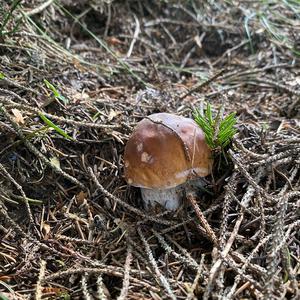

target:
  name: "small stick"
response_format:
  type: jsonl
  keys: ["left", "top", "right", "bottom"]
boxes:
{"left": 153, "top": 229, "right": 199, "bottom": 270}
{"left": 117, "top": 243, "right": 133, "bottom": 300}
{"left": 88, "top": 167, "right": 175, "bottom": 226}
{"left": 97, "top": 275, "right": 108, "bottom": 300}
{"left": 179, "top": 69, "right": 226, "bottom": 101}
{"left": 185, "top": 254, "right": 205, "bottom": 300}
{"left": 186, "top": 192, "right": 217, "bottom": 244}
{"left": 35, "top": 260, "right": 47, "bottom": 300}
{"left": 22, "top": 0, "right": 54, "bottom": 18}
{"left": 0, "top": 162, "right": 35, "bottom": 225}
{"left": 126, "top": 14, "right": 140, "bottom": 58}
{"left": 0, "top": 104, "right": 85, "bottom": 189}
{"left": 81, "top": 274, "right": 92, "bottom": 300}
{"left": 137, "top": 227, "right": 177, "bottom": 300}
{"left": 44, "top": 267, "right": 159, "bottom": 292}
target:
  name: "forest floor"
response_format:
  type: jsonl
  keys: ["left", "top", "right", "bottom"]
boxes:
{"left": 0, "top": 1, "right": 299, "bottom": 299}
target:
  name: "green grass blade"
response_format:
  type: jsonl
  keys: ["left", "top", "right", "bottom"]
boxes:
{"left": 0, "top": 293, "right": 10, "bottom": 300}
{"left": 44, "top": 79, "right": 60, "bottom": 97}
{"left": 53, "top": 0, "right": 149, "bottom": 87}
{"left": 44, "top": 79, "right": 69, "bottom": 104}
{"left": 38, "top": 112, "right": 75, "bottom": 141}
{"left": 260, "top": 14, "right": 284, "bottom": 43}
{"left": 244, "top": 12, "right": 256, "bottom": 54}
{"left": 0, "top": 0, "right": 22, "bottom": 36}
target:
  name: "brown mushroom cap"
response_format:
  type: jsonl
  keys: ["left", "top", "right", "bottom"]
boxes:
{"left": 124, "top": 113, "right": 213, "bottom": 189}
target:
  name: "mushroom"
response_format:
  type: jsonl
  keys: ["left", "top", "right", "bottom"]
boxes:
{"left": 124, "top": 113, "right": 213, "bottom": 210}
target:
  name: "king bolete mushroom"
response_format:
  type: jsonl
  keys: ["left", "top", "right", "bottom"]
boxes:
{"left": 124, "top": 113, "right": 212, "bottom": 210}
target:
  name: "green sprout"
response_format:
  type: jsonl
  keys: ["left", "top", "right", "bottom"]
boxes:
{"left": 193, "top": 103, "right": 237, "bottom": 151}
{"left": 44, "top": 79, "right": 69, "bottom": 105}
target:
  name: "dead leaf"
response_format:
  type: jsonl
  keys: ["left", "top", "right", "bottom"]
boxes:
{"left": 11, "top": 108, "right": 25, "bottom": 124}
{"left": 106, "top": 36, "right": 123, "bottom": 46}
{"left": 41, "top": 221, "right": 51, "bottom": 239}
{"left": 76, "top": 191, "right": 88, "bottom": 204}
{"left": 73, "top": 91, "right": 90, "bottom": 102}
{"left": 108, "top": 109, "right": 122, "bottom": 121}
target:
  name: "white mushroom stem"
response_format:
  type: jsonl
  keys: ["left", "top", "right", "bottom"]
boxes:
{"left": 140, "top": 186, "right": 183, "bottom": 210}
{"left": 140, "top": 178, "right": 206, "bottom": 210}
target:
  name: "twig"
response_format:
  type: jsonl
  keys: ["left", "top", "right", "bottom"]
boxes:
{"left": 0, "top": 162, "right": 35, "bottom": 224}
{"left": 0, "top": 88, "right": 30, "bottom": 104}
{"left": 82, "top": 274, "right": 92, "bottom": 300}
{"left": 35, "top": 260, "right": 46, "bottom": 300}
{"left": 225, "top": 236, "right": 270, "bottom": 299}
{"left": 97, "top": 275, "right": 108, "bottom": 300}
{"left": 137, "top": 227, "right": 177, "bottom": 300}
{"left": 179, "top": 69, "right": 226, "bottom": 100}
{"left": 249, "top": 78, "right": 300, "bottom": 97}
{"left": 204, "top": 184, "right": 255, "bottom": 299}
{"left": 126, "top": 14, "right": 140, "bottom": 58}
{"left": 152, "top": 229, "right": 199, "bottom": 270}
{"left": 1, "top": 97, "right": 125, "bottom": 129}
{"left": 44, "top": 266, "right": 159, "bottom": 292}
{"left": 251, "top": 148, "right": 299, "bottom": 167}
{"left": 186, "top": 192, "right": 218, "bottom": 244}
{"left": 229, "top": 150, "right": 272, "bottom": 199}
{"left": 88, "top": 167, "right": 175, "bottom": 226}
{"left": 0, "top": 76, "right": 40, "bottom": 95}
{"left": 117, "top": 243, "right": 133, "bottom": 300}
{"left": 0, "top": 104, "right": 85, "bottom": 189}
{"left": 219, "top": 174, "right": 237, "bottom": 249}
{"left": 185, "top": 254, "right": 205, "bottom": 300}
{"left": 0, "top": 202, "right": 27, "bottom": 237}
{"left": 22, "top": 0, "right": 54, "bottom": 17}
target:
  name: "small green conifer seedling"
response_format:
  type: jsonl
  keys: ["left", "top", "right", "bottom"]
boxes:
{"left": 193, "top": 103, "right": 237, "bottom": 151}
